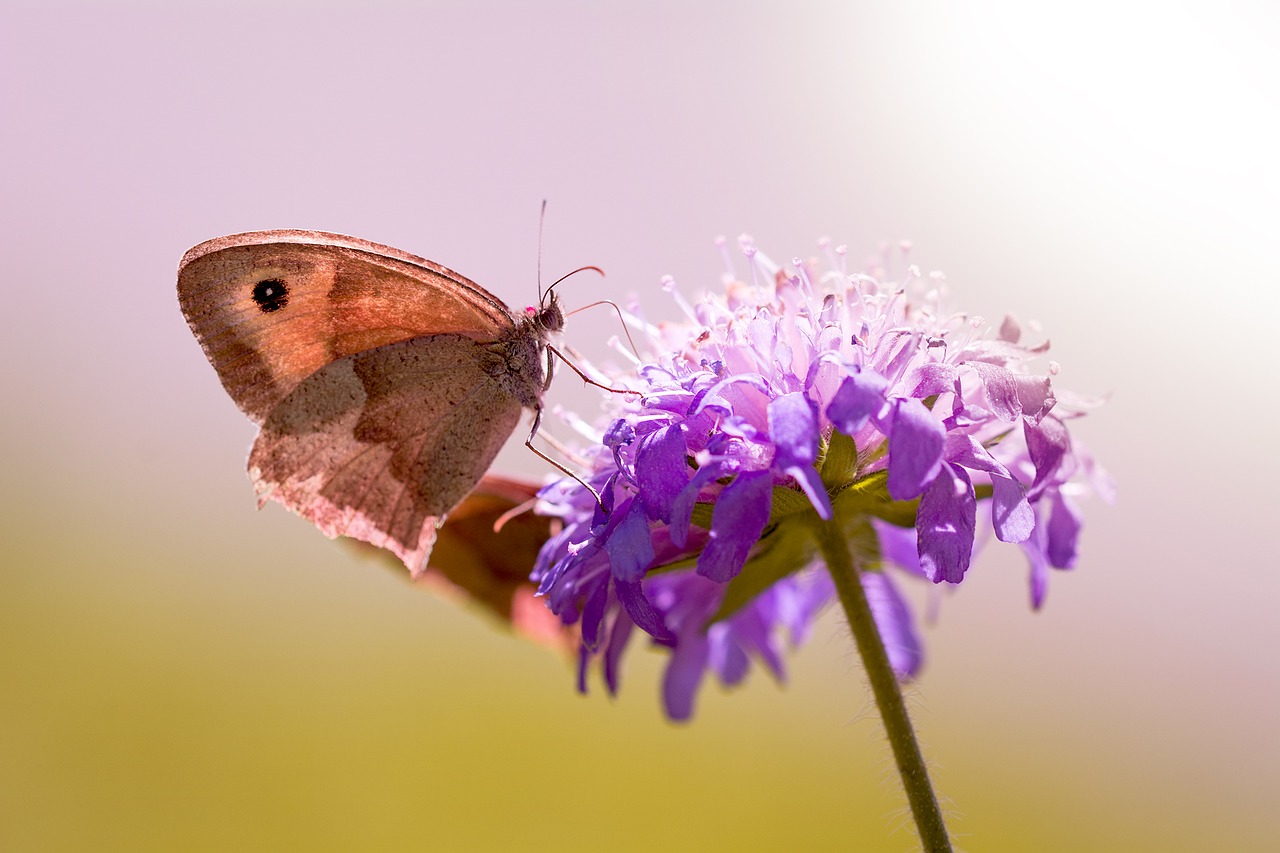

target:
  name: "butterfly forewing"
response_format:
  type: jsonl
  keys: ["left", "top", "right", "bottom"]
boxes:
{"left": 177, "top": 230, "right": 516, "bottom": 423}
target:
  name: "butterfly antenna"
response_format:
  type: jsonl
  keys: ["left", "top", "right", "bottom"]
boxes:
{"left": 537, "top": 199, "right": 548, "bottom": 303}
{"left": 545, "top": 264, "right": 605, "bottom": 302}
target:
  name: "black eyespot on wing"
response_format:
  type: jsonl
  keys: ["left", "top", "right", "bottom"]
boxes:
{"left": 253, "top": 278, "right": 289, "bottom": 313}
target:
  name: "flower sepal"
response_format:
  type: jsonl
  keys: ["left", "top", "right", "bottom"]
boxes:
{"left": 830, "top": 470, "right": 919, "bottom": 528}
{"left": 817, "top": 429, "right": 860, "bottom": 491}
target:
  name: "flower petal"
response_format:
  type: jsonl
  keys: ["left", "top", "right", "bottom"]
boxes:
{"left": 669, "top": 464, "right": 721, "bottom": 548}
{"left": 615, "top": 579, "right": 675, "bottom": 642}
{"left": 727, "top": 591, "right": 786, "bottom": 679}
{"left": 967, "top": 361, "right": 1022, "bottom": 421}
{"left": 605, "top": 498, "right": 655, "bottom": 582}
{"left": 711, "top": 624, "right": 751, "bottom": 686}
{"left": 906, "top": 362, "right": 961, "bottom": 399}
{"left": 662, "top": 630, "right": 709, "bottom": 721}
{"left": 768, "top": 392, "right": 832, "bottom": 519}
{"left": 916, "top": 463, "right": 977, "bottom": 583}
{"left": 1020, "top": 508, "right": 1051, "bottom": 609}
{"left": 991, "top": 474, "right": 1035, "bottom": 543}
{"left": 872, "top": 519, "right": 926, "bottom": 578}
{"left": 580, "top": 570, "right": 611, "bottom": 650}
{"left": 887, "top": 398, "right": 946, "bottom": 500}
{"left": 697, "top": 469, "right": 773, "bottom": 581}
{"left": 603, "top": 614, "right": 634, "bottom": 695}
{"left": 937, "top": 433, "right": 1033, "bottom": 542}
{"left": 1014, "top": 373, "right": 1055, "bottom": 422}
{"left": 862, "top": 570, "right": 923, "bottom": 679}
{"left": 1047, "top": 489, "right": 1083, "bottom": 569}
{"left": 998, "top": 313, "right": 1022, "bottom": 343}
{"left": 635, "top": 423, "right": 690, "bottom": 523}
{"left": 785, "top": 464, "right": 832, "bottom": 520}
{"left": 694, "top": 373, "right": 773, "bottom": 419}
{"left": 942, "top": 432, "right": 1004, "bottom": 474}
{"left": 591, "top": 472, "right": 619, "bottom": 529}
{"left": 768, "top": 392, "right": 819, "bottom": 466}
{"left": 1025, "top": 415, "right": 1071, "bottom": 500}
{"left": 576, "top": 644, "right": 590, "bottom": 694}
{"left": 826, "top": 371, "right": 889, "bottom": 435}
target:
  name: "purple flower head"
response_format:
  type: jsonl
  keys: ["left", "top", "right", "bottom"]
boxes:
{"left": 532, "top": 237, "right": 1110, "bottom": 719}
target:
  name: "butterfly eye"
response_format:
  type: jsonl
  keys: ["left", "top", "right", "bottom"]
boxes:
{"left": 252, "top": 278, "right": 289, "bottom": 313}
{"left": 539, "top": 305, "right": 565, "bottom": 333}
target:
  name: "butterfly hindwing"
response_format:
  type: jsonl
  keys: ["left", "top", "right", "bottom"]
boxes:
{"left": 247, "top": 333, "right": 535, "bottom": 574}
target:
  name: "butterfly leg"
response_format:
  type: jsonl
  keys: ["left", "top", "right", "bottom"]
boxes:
{"left": 546, "top": 345, "right": 643, "bottom": 398}
{"left": 523, "top": 406, "right": 605, "bottom": 510}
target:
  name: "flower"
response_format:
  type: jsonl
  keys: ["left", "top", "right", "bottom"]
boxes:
{"left": 533, "top": 237, "right": 1109, "bottom": 720}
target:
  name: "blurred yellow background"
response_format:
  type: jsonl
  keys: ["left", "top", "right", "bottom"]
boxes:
{"left": 3, "top": 2, "right": 1277, "bottom": 850}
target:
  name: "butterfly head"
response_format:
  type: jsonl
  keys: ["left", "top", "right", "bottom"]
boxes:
{"left": 535, "top": 263, "right": 603, "bottom": 340}
{"left": 527, "top": 291, "right": 565, "bottom": 337}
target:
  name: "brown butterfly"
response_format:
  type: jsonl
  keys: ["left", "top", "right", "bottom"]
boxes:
{"left": 177, "top": 230, "right": 564, "bottom": 575}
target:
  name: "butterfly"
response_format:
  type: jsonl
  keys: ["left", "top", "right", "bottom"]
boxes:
{"left": 177, "top": 230, "right": 565, "bottom": 576}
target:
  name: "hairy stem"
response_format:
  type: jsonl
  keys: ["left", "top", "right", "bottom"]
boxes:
{"left": 810, "top": 516, "right": 952, "bottom": 852}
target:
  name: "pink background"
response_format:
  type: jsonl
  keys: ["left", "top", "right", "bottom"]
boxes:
{"left": 3, "top": 3, "right": 1277, "bottom": 850}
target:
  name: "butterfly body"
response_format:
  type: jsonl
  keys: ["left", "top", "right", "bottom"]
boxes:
{"left": 178, "top": 230, "right": 561, "bottom": 574}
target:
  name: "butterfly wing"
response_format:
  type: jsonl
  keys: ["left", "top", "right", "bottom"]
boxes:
{"left": 177, "top": 230, "right": 516, "bottom": 423}
{"left": 248, "top": 334, "right": 535, "bottom": 575}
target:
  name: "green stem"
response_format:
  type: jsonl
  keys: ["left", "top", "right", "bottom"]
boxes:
{"left": 810, "top": 516, "right": 952, "bottom": 852}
